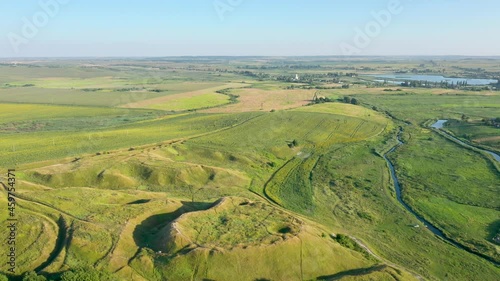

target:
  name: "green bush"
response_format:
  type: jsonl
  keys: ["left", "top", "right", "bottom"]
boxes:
{"left": 61, "top": 267, "right": 118, "bottom": 281}
{"left": 22, "top": 271, "right": 46, "bottom": 281}
{"left": 60, "top": 267, "right": 118, "bottom": 281}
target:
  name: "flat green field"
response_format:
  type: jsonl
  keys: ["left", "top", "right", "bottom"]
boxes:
{"left": 444, "top": 120, "right": 500, "bottom": 150}
{"left": 0, "top": 103, "right": 162, "bottom": 125}
{"left": 0, "top": 82, "right": 225, "bottom": 107}
{"left": 147, "top": 92, "right": 231, "bottom": 111}
{"left": 351, "top": 91, "right": 500, "bottom": 125}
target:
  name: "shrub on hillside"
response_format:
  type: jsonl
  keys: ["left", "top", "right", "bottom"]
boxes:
{"left": 60, "top": 267, "right": 118, "bottom": 281}
{"left": 22, "top": 272, "right": 46, "bottom": 281}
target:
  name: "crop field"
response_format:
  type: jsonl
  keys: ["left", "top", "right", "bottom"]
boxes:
{"left": 0, "top": 85, "right": 226, "bottom": 108}
{"left": 202, "top": 88, "right": 317, "bottom": 113}
{"left": 0, "top": 65, "right": 229, "bottom": 107}
{"left": 0, "top": 58, "right": 499, "bottom": 281}
{"left": 0, "top": 110, "right": 261, "bottom": 167}
{"left": 0, "top": 103, "right": 164, "bottom": 129}
{"left": 146, "top": 93, "right": 231, "bottom": 111}
{"left": 122, "top": 83, "right": 247, "bottom": 111}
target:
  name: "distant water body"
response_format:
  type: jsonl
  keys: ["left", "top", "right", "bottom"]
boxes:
{"left": 370, "top": 74, "right": 498, "bottom": 86}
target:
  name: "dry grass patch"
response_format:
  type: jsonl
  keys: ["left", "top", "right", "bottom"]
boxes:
{"left": 202, "top": 88, "right": 316, "bottom": 113}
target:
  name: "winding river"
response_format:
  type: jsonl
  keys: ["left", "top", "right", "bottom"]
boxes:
{"left": 383, "top": 131, "right": 451, "bottom": 237}
{"left": 383, "top": 127, "right": 499, "bottom": 266}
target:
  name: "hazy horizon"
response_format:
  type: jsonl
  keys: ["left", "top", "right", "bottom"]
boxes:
{"left": 3, "top": 55, "right": 500, "bottom": 60}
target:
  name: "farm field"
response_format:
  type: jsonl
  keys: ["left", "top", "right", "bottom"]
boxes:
{"left": 0, "top": 58, "right": 499, "bottom": 281}
{"left": 121, "top": 83, "right": 247, "bottom": 111}
{"left": 202, "top": 88, "right": 317, "bottom": 113}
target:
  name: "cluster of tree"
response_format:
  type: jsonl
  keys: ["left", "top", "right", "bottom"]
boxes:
{"left": 451, "top": 66, "right": 485, "bottom": 73}
{"left": 312, "top": 96, "right": 335, "bottom": 104}
{"left": 326, "top": 72, "right": 347, "bottom": 77}
{"left": 394, "top": 67, "right": 446, "bottom": 74}
{"left": 236, "top": 65, "right": 280, "bottom": 70}
{"left": 463, "top": 86, "right": 493, "bottom": 92}
{"left": 236, "top": 64, "right": 323, "bottom": 70}
{"left": 482, "top": 117, "right": 500, "bottom": 128}
{"left": 277, "top": 73, "right": 334, "bottom": 84}
{"left": 343, "top": 96, "right": 360, "bottom": 105}
{"left": 406, "top": 68, "right": 438, "bottom": 74}
{"left": 287, "top": 139, "right": 299, "bottom": 148}
{"left": 213, "top": 68, "right": 358, "bottom": 86}
{"left": 215, "top": 89, "right": 239, "bottom": 103}
{"left": 1, "top": 63, "right": 42, "bottom": 68}
{"left": 399, "top": 80, "right": 470, "bottom": 89}
{"left": 230, "top": 70, "right": 271, "bottom": 80}
{"left": 2, "top": 83, "right": 36, "bottom": 88}
{"left": 462, "top": 71, "right": 499, "bottom": 81}
{"left": 276, "top": 75, "right": 304, "bottom": 83}
{"left": 113, "top": 87, "right": 144, "bottom": 92}
{"left": 343, "top": 97, "right": 359, "bottom": 105}
{"left": 211, "top": 69, "right": 272, "bottom": 81}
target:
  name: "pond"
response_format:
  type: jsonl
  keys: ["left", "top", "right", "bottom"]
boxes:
{"left": 369, "top": 74, "right": 497, "bottom": 86}
{"left": 431, "top": 120, "right": 448, "bottom": 129}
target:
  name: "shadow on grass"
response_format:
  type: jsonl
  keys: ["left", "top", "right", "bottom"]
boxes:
{"left": 133, "top": 201, "right": 215, "bottom": 251}
{"left": 127, "top": 199, "right": 152, "bottom": 205}
{"left": 316, "top": 265, "right": 387, "bottom": 281}
{"left": 35, "top": 216, "right": 70, "bottom": 274}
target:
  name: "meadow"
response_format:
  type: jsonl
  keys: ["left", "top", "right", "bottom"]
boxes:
{"left": 444, "top": 120, "right": 500, "bottom": 151}
{"left": 388, "top": 126, "right": 499, "bottom": 263}
{"left": 0, "top": 58, "right": 499, "bottom": 281}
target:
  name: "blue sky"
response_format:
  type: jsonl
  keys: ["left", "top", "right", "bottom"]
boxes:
{"left": 0, "top": 0, "right": 498, "bottom": 57}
